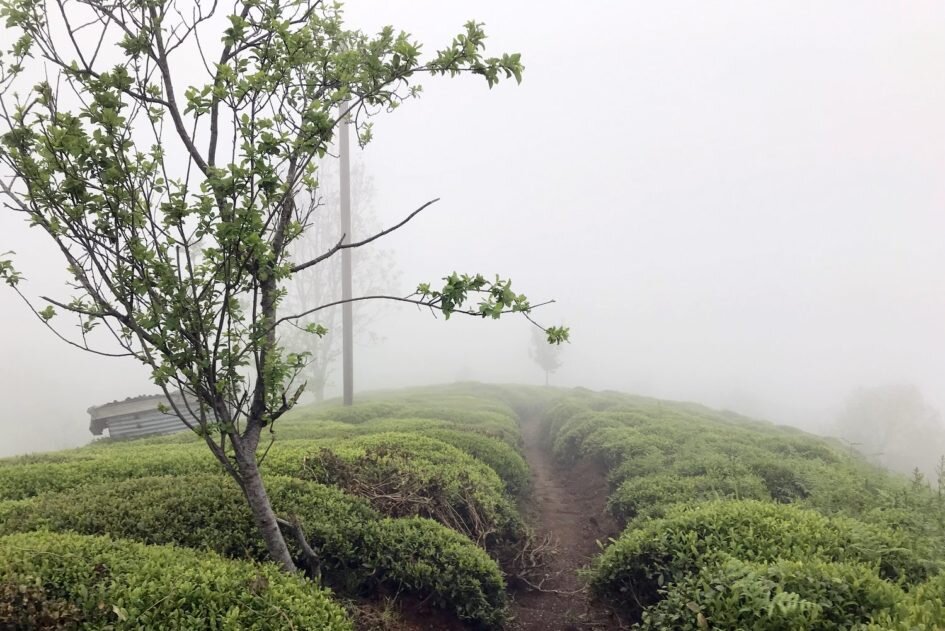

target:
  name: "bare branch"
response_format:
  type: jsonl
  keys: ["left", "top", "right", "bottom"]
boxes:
{"left": 291, "top": 198, "right": 439, "bottom": 273}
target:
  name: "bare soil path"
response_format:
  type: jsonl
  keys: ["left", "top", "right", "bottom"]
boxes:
{"left": 510, "top": 415, "right": 623, "bottom": 631}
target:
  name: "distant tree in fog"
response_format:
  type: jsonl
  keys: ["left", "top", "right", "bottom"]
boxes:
{"left": 283, "top": 161, "right": 395, "bottom": 403}
{"left": 835, "top": 384, "right": 945, "bottom": 476}
{"left": 530, "top": 326, "right": 563, "bottom": 386}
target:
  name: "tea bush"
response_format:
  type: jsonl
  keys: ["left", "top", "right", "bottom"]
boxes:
{"left": 269, "top": 420, "right": 529, "bottom": 493}
{"left": 537, "top": 390, "right": 945, "bottom": 627}
{"left": 543, "top": 394, "right": 913, "bottom": 528}
{"left": 640, "top": 556, "right": 903, "bottom": 630}
{"left": 590, "top": 500, "right": 931, "bottom": 616}
{"left": 0, "top": 444, "right": 219, "bottom": 500}
{"left": 298, "top": 433, "right": 522, "bottom": 545}
{"left": 422, "top": 428, "right": 529, "bottom": 495}
{"left": 362, "top": 516, "right": 507, "bottom": 627}
{"left": 868, "top": 571, "right": 945, "bottom": 629}
{"left": 0, "top": 531, "right": 352, "bottom": 630}
{"left": 607, "top": 470, "right": 770, "bottom": 521}
{"left": 0, "top": 474, "right": 508, "bottom": 626}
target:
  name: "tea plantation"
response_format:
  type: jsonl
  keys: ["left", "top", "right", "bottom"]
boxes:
{"left": 2, "top": 383, "right": 945, "bottom": 629}
{"left": 545, "top": 389, "right": 945, "bottom": 629}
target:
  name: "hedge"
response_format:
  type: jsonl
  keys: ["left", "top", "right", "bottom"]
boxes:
{"left": 640, "top": 556, "right": 903, "bottom": 630}
{"left": 867, "top": 571, "right": 945, "bottom": 630}
{"left": 297, "top": 433, "right": 522, "bottom": 545}
{"left": 607, "top": 471, "right": 770, "bottom": 521}
{"left": 0, "top": 474, "right": 507, "bottom": 627}
{"left": 0, "top": 444, "right": 218, "bottom": 500}
{"left": 422, "top": 428, "right": 529, "bottom": 496}
{"left": 0, "top": 531, "right": 352, "bottom": 630}
{"left": 590, "top": 500, "right": 931, "bottom": 616}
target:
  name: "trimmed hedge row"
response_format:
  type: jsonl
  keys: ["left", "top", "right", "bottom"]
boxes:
{"left": 0, "top": 384, "right": 536, "bottom": 628}
{"left": 543, "top": 394, "right": 945, "bottom": 533}
{"left": 296, "top": 402, "right": 522, "bottom": 448}
{"left": 423, "top": 428, "right": 529, "bottom": 496}
{"left": 0, "top": 474, "right": 508, "bottom": 627}
{"left": 607, "top": 470, "right": 770, "bottom": 521}
{"left": 269, "top": 421, "right": 530, "bottom": 495}
{"left": 0, "top": 531, "right": 352, "bottom": 630}
{"left": 640, "top": 556, "right": 903, "bottom": 630}
{"left": 0, "top": 445, "right": 219, "bottom": 500}
{"left": 590, "top": 500, "right": 932, "bottom": 617}
{"left": 297, "top": 433, "right": 523, "bottom": 545}
{"left": 1, "top": 421, "right": 528, "bottom": 502}
{"left": 537, "top": 390, "right": 945, "bottom": 628}
{"left": 0, "top": 426, "right": 527, "bottom": 500}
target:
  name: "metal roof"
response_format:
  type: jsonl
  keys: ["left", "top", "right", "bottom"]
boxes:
{"left": 88, "top": 393, "right": 196, "bottom": 438}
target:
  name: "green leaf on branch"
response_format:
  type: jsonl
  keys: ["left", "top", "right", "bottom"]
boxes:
{"left": 304, "top": 323, "right": 329, "bottom": 337}
{"left": 38, "top": 305, "right": 56, "bottom": 321}
{"left": 544, "top": 326, "right": 570, "bottom": 345}
{"left": 0, "top": 253, "right": 22, "bottom": 287}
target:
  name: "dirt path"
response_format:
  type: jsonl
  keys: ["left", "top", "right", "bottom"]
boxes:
{"left": 510, "top": 416, "right": 622, "bottom": 630}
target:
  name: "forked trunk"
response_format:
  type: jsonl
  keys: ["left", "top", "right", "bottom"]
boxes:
{"left": 234, "top": 446, "right": 297, "bottom": 572}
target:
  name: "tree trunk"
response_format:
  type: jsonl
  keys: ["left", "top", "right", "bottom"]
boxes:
{"left": 234, "top": 446, "right": 297, "bottom": 572}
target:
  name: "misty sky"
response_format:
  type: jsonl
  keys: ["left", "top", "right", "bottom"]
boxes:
{"left": 1, "top": 1, "right": 943, "bottom": 456}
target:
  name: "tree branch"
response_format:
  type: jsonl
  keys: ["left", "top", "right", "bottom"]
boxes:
{"left": 276, "top": 294, "right": 556, "bottom": 328}
{"left": 291, "top": 198, "right": 439, "bottom": 273}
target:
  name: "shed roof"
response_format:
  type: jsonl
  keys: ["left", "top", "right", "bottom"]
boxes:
{"left": 88, "top": 392, "right": 191, "bottom": 436}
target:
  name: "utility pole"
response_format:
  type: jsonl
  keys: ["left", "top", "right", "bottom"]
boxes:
{"left": 339, "top": 100, "right": 354, "bottom": 406}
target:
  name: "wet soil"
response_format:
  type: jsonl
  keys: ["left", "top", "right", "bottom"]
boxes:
{"left": 376, "top": 413, "right": 624, "bottom": 630}
{"left": 508, "top": 416, "right": 623, "bottom": 631}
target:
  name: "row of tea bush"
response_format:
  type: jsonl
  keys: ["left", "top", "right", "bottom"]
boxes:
{"left": 1, "top": 384, "right": 539, "bottom": 628}
{"left": 542, "top": 390, "right": 945, "bottom": 629}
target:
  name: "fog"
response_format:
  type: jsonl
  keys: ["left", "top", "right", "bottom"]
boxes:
{"left": 1, "top": 1, "right": 943, "bottom": 460}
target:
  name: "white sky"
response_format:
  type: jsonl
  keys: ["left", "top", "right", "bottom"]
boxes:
{"left": 1, "top": 1, "right": 943, "bottom": 455}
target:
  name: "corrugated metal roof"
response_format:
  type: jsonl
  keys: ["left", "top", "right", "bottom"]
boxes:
{"left": 88, "top": 393, "right": 198, "bottom": 438}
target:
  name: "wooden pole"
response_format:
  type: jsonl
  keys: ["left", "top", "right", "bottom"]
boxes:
{"left": 339, "top": 100, "right": 354, "bottom": 406}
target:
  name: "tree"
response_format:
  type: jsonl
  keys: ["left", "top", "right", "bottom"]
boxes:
{"left": 0, "top": 0, "right": 567, "bottom": 573}
{"left": 529, "top": 326, "right": 563, "bottom": 386}
{"left": 835, "top": 384, "right": 945, "bottom": 477}
{"left": 284, "top": 159, "right": 395, "bottom": 403}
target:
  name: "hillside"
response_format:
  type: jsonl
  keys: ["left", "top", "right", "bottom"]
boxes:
{"left": 2, "top": 383, "right": 944, "bottom": 629}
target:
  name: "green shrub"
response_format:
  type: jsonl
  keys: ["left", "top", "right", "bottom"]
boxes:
{"left": 0, "top": 474, "right": 507, "bottom": 627}
{"left": 298, "top": 433, "right": 522, "bottom": 545}
{"left": 591, "top": 500, "right": 930, "bottom": 616}
{"left": 0, "top": 531, "right": 352, "bottom": 630}
{"left": 0, "top": 474, "right": 376, "bottom": 563}
{"left": 605, "top": 448, "right": 668, "bottom": 485}
{"left": 363, "top": 517, "right": 508, "bottom": 627}
{"left": 423, "top": 428, "right": 529, "bottom": 495}
{"left": 304, "top": 398, "right": 521, "bottom": 444}
{"left": 313, "top": 401, "right": 408, "bottom": 424}
{"left": 748, "top": 460, "right": 811, "bottom": 503}
{"left": 567, "top": 425, "right": 649, "bottom": 468}
{"left": 641, "top": 557, "right": 903, "bottom": 630}
{"left": 550, "top": 411, "right": 623, "bottom": 461}
{"left": 608, "top": 472, "right": 770, "bottom": 521}
{"left": 868, "top": 571, "right": 945, "bottom": 630}
{"left": 543, "top": 399, "right": 590, "bottom": 437}
{"left": 0, "top": 445, "right": 219, "bottom": 500}
{"left": 762, "top": 434, "right": 842, "bottom": 463}
{"left": 542, "top": 392, "right": 934, "bottom": 529}
{"left": 276, "top": 417, "right": 449, "bottom": 441}
{"left": 263, "top": 420, "right": 529, "bottom": 495}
